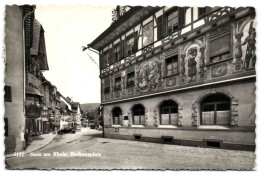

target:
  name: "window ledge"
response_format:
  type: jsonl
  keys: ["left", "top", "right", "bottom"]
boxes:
{"left": 131, "top": 125, "right": 145, "bottom": 128}
{"left": 158, "top": 125, "right": 178, "bottom": 129}
{"left": 206, "top": 57, "right": 233, "bottom": 67}
{"left": 112, "top": 125, "right": 121, "bottom": 128}
{"left": 163, "top": 73, "right": 180, "bottom": 79}
{"left": 198, "top": 126, "right": 229, "bottom": 130}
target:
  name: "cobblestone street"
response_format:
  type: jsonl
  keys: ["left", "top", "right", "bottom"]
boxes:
{"left": 6, "top": 127, "right": 255, "bottom": 170}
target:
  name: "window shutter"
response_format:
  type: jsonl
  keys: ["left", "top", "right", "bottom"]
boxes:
{"left": 210, "top": 34, "right": 230, "bottom": 57}
{"left": 178, "top": 7, "right": 186, "bottom": 27}
{"left": 120, "top": 40, "right": 124, "bottom": 59}
{"left": 157, "top": 15, "right": 163, "bottom": 39}
{"left": 108, "top": 48, "right": 114, "bottom": 65}
{"left": 100, "top": 53, "right": 105, "bottom": 69}
{"left": 124, "top": 39, "right": 128, "bottom": 57}
{"left": 133, "top": 32, "right": 138, "bottom": 52}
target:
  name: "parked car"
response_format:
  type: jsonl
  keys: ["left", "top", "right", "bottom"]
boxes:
{"left": 57, "top": 127, "right": 76, "bottom": 135}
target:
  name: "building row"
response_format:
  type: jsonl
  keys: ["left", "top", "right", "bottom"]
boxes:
{"left": 4, "top": 5, "right": 82, "bottom": 154}
{"left": 88, "top": 6, "right": 256, "bottom": 151}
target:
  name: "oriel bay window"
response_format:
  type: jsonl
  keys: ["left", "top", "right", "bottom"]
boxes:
{"left": 166, "top": 55, "right": 179, "bottom": 76}
{"left": 132, "top": 104, "right": 145, "bottom": 125}
{"left": 201, "top": 94, "right": 231, "bottom": 125}
{"left": 126, "top": 72, "right": 135, "bottom": 88}
{"left": 112, "top": 107, "right": 122, "bottom": 125}
{"left": 209, "top": 32, "right": 231, "bottom": 63}
{"left": 160, "top": 100, "right": 178, "bottom": 125}
{"left": 114, "top": 77, "right": 121, "bottom": 92}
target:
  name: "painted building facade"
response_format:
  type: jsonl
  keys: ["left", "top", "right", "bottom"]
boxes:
{"left": 89, "top": 6, "right": 256, "bottom": 151}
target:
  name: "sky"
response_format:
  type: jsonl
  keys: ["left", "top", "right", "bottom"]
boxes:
{"left": 35, "top": 6, "right": 114, "bottom": 103}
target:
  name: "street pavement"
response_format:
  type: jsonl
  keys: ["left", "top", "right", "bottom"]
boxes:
{"left": 5, "top": 127, "right": 255, "bottom": 170}
{"left": 6, "top": 132, "right": 57, "bottom": 158}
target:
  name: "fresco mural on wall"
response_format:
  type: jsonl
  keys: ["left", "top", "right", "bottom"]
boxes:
{"left": 136, "top": 57, "right": 162, "bottom": 92}
{"left": 234, "top": 18, "right": 256, "bottom": 70}
{"left": 143, "top": 21, "right": 154, "bottom": 47}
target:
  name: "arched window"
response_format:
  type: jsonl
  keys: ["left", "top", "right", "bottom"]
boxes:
{"left": 112, "top": 107, "right": 122, "bottom": 125}
{"left": 132, "top": 104, "right": 145, "bottom": 125}
{"left": 160, "top": 100, "right": 178, "bottom": 125}
{"left": 201, "top": 94, "right": 231, "bottom": 125}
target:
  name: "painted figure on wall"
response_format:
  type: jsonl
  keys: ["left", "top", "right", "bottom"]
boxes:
{"left": 243, "top": 21, "right": 256, "bottom": 69}
{"left": 187, "top": 47, "right": 198, "bottom": 82}
{"left": 136, "top": 58, "right": 161, "bottom": 92}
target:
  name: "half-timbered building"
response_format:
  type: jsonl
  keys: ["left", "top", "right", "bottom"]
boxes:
{"left": 88, "top": 6, "right": 256, "bottom": 151}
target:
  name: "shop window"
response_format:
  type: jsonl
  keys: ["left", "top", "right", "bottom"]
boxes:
{"left": 198, "top": 7, "right": 207, "bottom": 18}
{"left": 112, "top": 107, "right": 122, "bottom": 125}
{"left": 114, "top": 77, "right": 121, "bottom": 92}
{"left": 132, "top": 104, "right": 145, "bottom": 125}
{"left": 209, "top": 33, "right": 231, "bottom": 63}
{"left": 201, "top": 94, "right": 231, "bottom": 125}
{"left": 126, "top": 71, "right": 135, "bottom": 88}
{"left": 160, "top": 100, "right": 178, "bottom": 125}
{"left": 4, "top": 85, "right": 12, "bottom": 102}
{"left": 166, "top": 55, "right": 179, "bottom": 76}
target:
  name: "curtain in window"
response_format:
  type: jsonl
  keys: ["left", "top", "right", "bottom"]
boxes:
{"left": 134, "top": 116, "right": 140, "bottom": 125}
{"left": 161, "top": 114, "right": 170, "bottom": 125}
{"left": 140, "top": 115, "right": 145, "bottom": 125}
{"left": 114, "top": 117, "right": 119, "bottom": 125}
{"left": 170, "top": 113, "right": 178, "bottom": 125}
{"left": 216, "top": 111, "right": 230, "bottom": 125}
{"left": 202, "top": 111, "right": 215, "bottom": 125}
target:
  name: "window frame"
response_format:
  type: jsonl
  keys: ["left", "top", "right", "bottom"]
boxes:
{"left": 160, "top": 100, "right": 179, "bottom": 125}
{"left": 166, "top": 8, "right": 179, "bottom": 34}
{"left": 4, "top": 85, "right": 12, "bottom": 102}
{"left": 112, "top": 107, "right": 122, "bottom": 125}
{"left": 113, "top": 44, "right": 121, "bottom": 62}
{"left": 132, "top": 104, "right": 145, "bottom": 125}
{"left": 208, "top": 30, "right": 232, "bottom": 64}
{"left": 200, "top": 94, "right": 231, "bottom": 126}
{"left": 126, "top": 71, "right": 135, "bottom": 88}
{"left": 165, "top": 54, "right": 179, "bottom": 77}
{"left": 114, "top": 76, "right": 122, "bottom": 92}
{"left": 126, "top": 34, "right": 135, "bottom": 56}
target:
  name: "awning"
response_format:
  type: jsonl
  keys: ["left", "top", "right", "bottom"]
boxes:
{"left": 26, "top": 86, "right": 43, "bottom": 97}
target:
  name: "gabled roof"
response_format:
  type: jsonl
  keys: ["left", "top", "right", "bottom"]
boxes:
{"left": 88, "top": 6, "right": 143, "bottom": 50}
